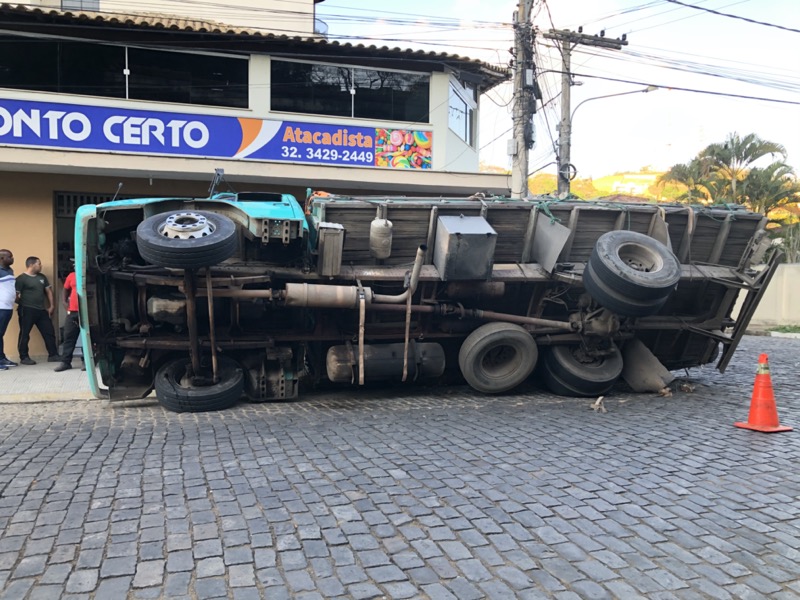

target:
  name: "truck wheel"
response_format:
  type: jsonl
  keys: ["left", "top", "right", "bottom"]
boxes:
{"left": 458, "top": 322, "right": 538, "bottom": 394}
{"left": 583, "top": 262, "right": 668, "bottom": 317}
{"left": 136, "top": 210, "right": 237, "bottom": 269}
{"left": 589, "top": 230, "right": 680, "bottom": 301}
{"left": 541, "top": 343, "right": 623, "bottom": 397}
{"left": 154, "top": 356, "right": 244, "bottom": 412}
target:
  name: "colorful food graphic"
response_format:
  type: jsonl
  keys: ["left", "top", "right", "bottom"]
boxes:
{"left": 375, "top": 128, "right": 432, "bottom": 169}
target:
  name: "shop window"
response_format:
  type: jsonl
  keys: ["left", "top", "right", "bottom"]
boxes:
{"left": 0, "top": 36, "right": 59, "bottom": 93}
{"left": 271, "top": 59, "right": 430, "bottom": 123}
{"left": 61, "top": 42, "right": 126, "bottom": 98}
{"left": 270, "top": 62, "right": 352, "bottom": 118}
{"left": 0, "top": 34, "right": 248, "bottom": 109}
{"left": 128, "top": 48, "right": 248, "bottom": 108}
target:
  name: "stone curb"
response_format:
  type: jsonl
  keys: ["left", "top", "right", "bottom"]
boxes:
{"left": 768, "top": 331, "right": 800, "bottom": 339}
{"left": 0, "top": 392, "right": 98, "bottom": 404}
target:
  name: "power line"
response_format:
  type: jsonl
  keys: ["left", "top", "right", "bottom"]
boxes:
{"left": 627, "top": 0, "right": 752, "bottom": 34}
{"left": 534, "top": 20, "right": 800, "bottom": 98}
{"left": 663, "top": 0, "right": 800, "bottom": 34}
{"left": 544, "top": 69, "right": 800, "bottom": 106}
{"left": 320, "top": 1, "right": 511, "bottom": 27}
{"left": 633, "top": 41, "right": 798, "bottom": 78}
{"left": 568, "top": 45, "right": 800, "bottom": 94}
{"left": 590, "top": 0, "right": 749, "bottom": 34}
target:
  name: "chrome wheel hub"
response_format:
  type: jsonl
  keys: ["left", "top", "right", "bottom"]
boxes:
{"left": 159, "top": 212, "right": 215, "bottom": 239}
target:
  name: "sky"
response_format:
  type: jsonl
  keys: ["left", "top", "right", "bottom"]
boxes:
{"left": 317, "top": 0, "right": 800, "bottom": 180}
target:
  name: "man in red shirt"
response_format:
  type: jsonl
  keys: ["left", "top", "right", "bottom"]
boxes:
{"left": 54, "top": 261, "right": 81, "bottom": 372}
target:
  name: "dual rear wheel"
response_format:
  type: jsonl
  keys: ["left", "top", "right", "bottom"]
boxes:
{"left": 458, "top": 322, "right": 623, "bottom": 397}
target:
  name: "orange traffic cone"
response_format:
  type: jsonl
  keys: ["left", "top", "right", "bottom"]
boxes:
{"left": 734, "top": 353, "right": 792, "bottom": 433}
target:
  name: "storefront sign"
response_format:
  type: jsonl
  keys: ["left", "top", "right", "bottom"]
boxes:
{"left": 0, "top": 98, "right": 433, "bottom": 169}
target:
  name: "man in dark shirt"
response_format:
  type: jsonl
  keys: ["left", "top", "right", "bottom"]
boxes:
{"left": 15, "top": 256, "right": 59, "bottom": 365}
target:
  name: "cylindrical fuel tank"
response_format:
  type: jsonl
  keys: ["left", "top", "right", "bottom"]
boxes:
{"left": 326, "top": 341, "right": 445, "bottom": 383}
{"left": 369, "top": 218, "right": 393, "bottom": 259}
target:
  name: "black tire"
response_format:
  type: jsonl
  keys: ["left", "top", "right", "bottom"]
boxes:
{"left": 583, "top": 262, "right": 667, "bottom": 317}
{"left": 458, "top": 322, "right": 538, "bottom": 394}
{"left": 136, "top": 210, "right": 237, "bottom": 269}
{"left": 590, "top": 230, "right": 680, "bottom": 301}
{"left": 154, "top": 356, "right": 244, "bottom": 412}
{"left": 540, "top": 366, "right": 590, "bottom": 397}
{"left": 542, "top": 343, "right": 623, "bottom": 397}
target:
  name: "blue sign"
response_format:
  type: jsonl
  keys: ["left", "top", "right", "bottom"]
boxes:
{"left": 0, "top": 98, "right": 433, "bottom": 169}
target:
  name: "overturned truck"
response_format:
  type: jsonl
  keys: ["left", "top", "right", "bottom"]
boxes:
{"left": 75, "top": 189, "right": 779, "bottom": 411}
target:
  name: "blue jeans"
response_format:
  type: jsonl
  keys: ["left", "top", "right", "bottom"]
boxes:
{"left": 0, "top": 308, "right": 11, "bottom": 360}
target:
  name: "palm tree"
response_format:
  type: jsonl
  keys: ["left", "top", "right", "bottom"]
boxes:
{"left": 740, "top": 161, "right": 800, "bottom": 218}
{"left": 658, "top": 157, "right": 714, "bottom": 202}
{"left": 698, "top": 132, "right": 787, "bottom": 203}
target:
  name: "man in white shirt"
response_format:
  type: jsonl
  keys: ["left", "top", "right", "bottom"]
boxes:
{"left": 0, "top": 249, "right": 17, "bottom": 370}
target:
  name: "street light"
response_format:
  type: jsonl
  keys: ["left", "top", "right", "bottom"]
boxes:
{"left": 558, "top": 86, "right": 658, "bottom": 196}
{"left": 571, "top": 86, "right": 658, "bottom": 123}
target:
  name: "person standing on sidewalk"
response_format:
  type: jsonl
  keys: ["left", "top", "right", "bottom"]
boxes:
{"left": 54, "top": 260, "right": 80, "bottom": 372}
{"left": 15, "top": 256, "right": 59, "bottom": 365}
{"left": 0, "top": 249, "right": 17, "bottom": 371}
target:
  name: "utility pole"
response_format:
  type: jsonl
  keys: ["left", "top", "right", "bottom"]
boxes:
{"left": 543, "top": 29, "right": 628, "bottom": 196}
{"left": 510, "top": 0, "right": 537, "bottom": 199}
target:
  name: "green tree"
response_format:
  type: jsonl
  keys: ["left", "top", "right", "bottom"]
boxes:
{"left": 740, "top": 161, "right": 800, "bottom": 218}
{"left": 698, "top": 132, "right": 787, "bottom": 203}
{"left": 657, "top": 157, "right": 714, "bottom": 203}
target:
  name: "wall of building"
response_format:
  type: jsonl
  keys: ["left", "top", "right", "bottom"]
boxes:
{"left": 136, "top": 0, "right": 318, "bottom": 34}
{"left": 736, "top": 264, "right": 800, "bottom": 328}
{"left": 1, "top": 175, "right": 55, "bottom": 361}
{"left": 29, "top": 0, "right": 320, "bottom": 36}
{"left": 1, "top": 176, "right": 55, "bottom": 359}
{"left": 428, "top": 72, "right": 479, "bottom": 173}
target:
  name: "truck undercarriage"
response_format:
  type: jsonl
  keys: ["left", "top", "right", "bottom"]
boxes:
{"left": 75, "top": 191, "right": 780, "bottom": 411}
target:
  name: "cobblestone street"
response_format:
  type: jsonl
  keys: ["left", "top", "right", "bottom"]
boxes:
{"left": 1, "top": 335, "right": 799, "bottom": 599}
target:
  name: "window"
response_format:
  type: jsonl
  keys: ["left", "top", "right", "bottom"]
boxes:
{"left": 0, "top": 34, "right": 248, "bottom": 108}
{"left": 0, "top": 37, "right": 126, "bottom": 96}
{"left": 61, "top": 42, "right": 126, "bottom": 98}
{"left": 128, "top": 48, "right": 248, "bottom": 108}
{"left": 61, "top": 0, "right": 100, "bottom": 10}
{"left": 449, "top": 81, "right": 476, "bottom": 146}
{"left": 0, "top": 36, "right": 58, "bottom": 94}
{"left": 271, "top": 60, "right": 430, "bottom": 123}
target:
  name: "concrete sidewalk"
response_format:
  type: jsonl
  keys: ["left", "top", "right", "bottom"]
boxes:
{"left": 0, "top": 356, "right": 97, "bottom": 403}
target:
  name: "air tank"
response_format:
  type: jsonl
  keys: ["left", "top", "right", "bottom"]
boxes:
{"left": 369, "top": 218, "right": 393, "bottom": 259}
